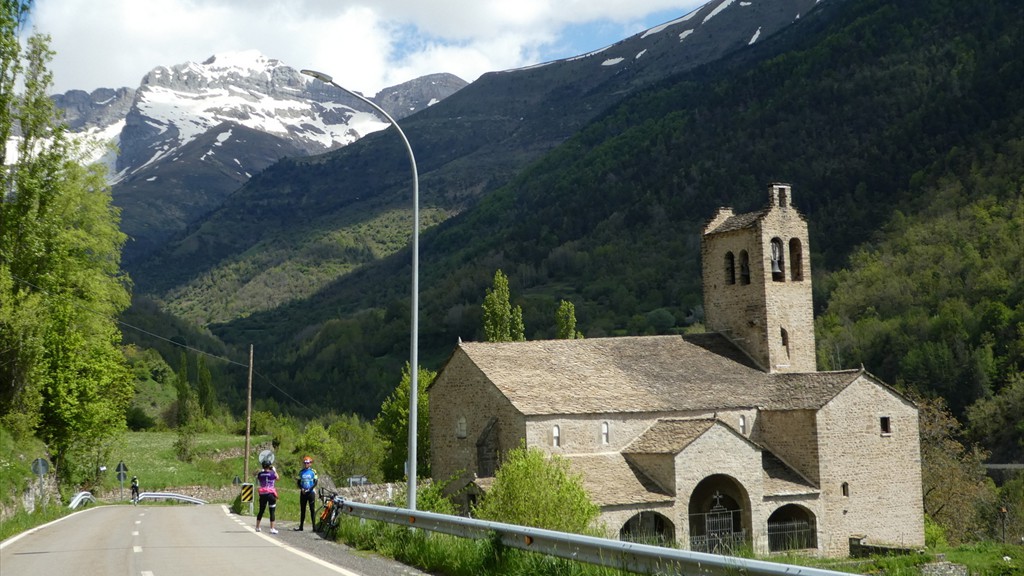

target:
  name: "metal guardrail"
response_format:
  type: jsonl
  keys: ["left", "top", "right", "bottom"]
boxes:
{"left": 68, "top": 491, "right": 96, "bottom": 509}
{"left": 336, "top": 499, "right": 855, "bottom": 576}
{"left": 136, "top": 492, "right": 207, "bottom": 505}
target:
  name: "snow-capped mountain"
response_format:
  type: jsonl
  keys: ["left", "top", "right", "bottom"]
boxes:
{"left": 50, "top": 50, "right": 465, "bottom": 262}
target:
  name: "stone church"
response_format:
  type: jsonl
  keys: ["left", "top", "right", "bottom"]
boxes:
{"left": 428, "top": 183, "right": 925, "bottom": 557}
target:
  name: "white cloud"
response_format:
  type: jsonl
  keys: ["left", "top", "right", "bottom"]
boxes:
{"left": 30, "top": 0, "right": 705, "bottom": 95}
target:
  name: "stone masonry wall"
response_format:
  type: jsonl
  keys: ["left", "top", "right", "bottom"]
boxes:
{"left": 754, "top": 409, "right": 820, "bottom": 484}
{"left": 816, "top": 377, "right": 924, "bottom": 556}
{"left": 430, "top": 350, "right": 525, "bottom": 497}
{"left": 701, "top": 185, "right": 815, "bottom": 373}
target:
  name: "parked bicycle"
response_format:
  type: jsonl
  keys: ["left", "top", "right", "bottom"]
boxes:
{"left": 314, "top": 487, "right": 346, "bottom": 539}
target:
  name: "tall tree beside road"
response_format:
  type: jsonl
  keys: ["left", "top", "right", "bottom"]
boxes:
{"left": 374, "top": 363, "right": 434, "bottom": 482}
{"left": 0, "top": 0, "right": 133, "bottom": 486}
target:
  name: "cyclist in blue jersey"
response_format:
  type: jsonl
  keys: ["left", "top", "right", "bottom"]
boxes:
{"left": 294, "top": 456, "right": 318, "bottom": 531}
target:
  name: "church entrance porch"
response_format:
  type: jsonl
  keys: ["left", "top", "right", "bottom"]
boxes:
{"left": 688, "top": 475, "right": 751, "bottom": 554}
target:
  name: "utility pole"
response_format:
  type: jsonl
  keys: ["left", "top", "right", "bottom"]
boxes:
{"left": 244, "top": 345, "right": 253, "bottom": 481}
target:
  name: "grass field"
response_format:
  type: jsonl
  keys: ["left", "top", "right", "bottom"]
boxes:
{"left": 99, "top": 431, "right": 272, "bottom": 494}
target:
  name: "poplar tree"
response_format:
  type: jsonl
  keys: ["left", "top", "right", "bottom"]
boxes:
{"left": 482, "top": 269, "right": 525, "bottom": 342}
{"left": 556, "top": 300, "right": 584, "bottom": 339}
{"left": 0, "top": 1, "right": 133, "bottom": 486}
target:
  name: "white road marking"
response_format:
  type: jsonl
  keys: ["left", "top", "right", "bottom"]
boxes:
{"left": 219, "top": 505, "right": 362, "bottom": 576}
{"left": 132, "top": 531, "right": 139, "bottom": 536}
{"left": 133, "top": 546, "right": 142, "bottom": 553}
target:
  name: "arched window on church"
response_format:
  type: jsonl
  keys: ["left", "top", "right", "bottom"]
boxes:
{"left": 724, "top": 252, "right": 736, "bottom": 285}
{"left": 770, "top": 238, "right": 785, "bottom": 282}
{"left": 789, "top": 238, "right": 803, "bottom": 281}
{"left": 781, "top": 327, "right": 790, "bottom": 358}
{"left": 739, "top": 251, "right": 750, "bottom": 285}
{"left": 552, "top": 425, "right": 561, "bottom": 447}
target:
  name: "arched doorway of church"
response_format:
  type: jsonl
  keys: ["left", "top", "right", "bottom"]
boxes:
{"left": 767, "top": 504, "right": 818, "bottom": 552}
{"left": 687, "top": 474, "right": 751, "bottom": 554}
{"left": 619, "top": 511, "right": 675, "bottom": 545}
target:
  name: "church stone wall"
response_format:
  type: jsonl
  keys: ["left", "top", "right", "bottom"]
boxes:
{"left": 702, "top": 184, "right": 815, "bottom": 373}
{"left": 430, "top": 351, "right": 525, "bottom": 492}
{"left": 753, "top": 409, "right": 821, "bottom": 484}
{"left": 815, "top": 377, "right": 925, "bottom": 556}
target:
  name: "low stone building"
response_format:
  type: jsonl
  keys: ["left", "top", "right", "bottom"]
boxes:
{"left": 429, "top": 184, "right": 925, "bottom": 557}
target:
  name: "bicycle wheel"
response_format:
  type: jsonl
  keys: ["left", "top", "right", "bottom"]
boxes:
{"left": 323, "top": 506, "right": 340, "bottom": 540}
{"left": 315, "top": 499, "right": 333, "bottom": 533}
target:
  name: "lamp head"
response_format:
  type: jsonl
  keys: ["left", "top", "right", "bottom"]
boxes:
{"left": 301, "top": 69, "right": 333, "bottom": 84}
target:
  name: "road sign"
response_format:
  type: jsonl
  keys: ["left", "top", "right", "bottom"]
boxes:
{"left": 240, "top": 483, "right": 254, "bottom": 503}
{"left": 116, "top": 461, "right": 128, "bottom": 473}
{"left": 31, "top": 458, "right": 49, "bottom": 476}
{"left": 117, "top": 471, "right": 127, "bottom": 482}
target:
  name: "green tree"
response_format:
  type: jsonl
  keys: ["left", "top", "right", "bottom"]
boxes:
{"left": 196, "top": 355, "right": 215, "bottom": 417}
{"left": 374, "top": 363, "right": 434, "bottom": 481}
{"left": 556, "top": 300, "right": 584, "bottom": 339}
{"left": 0, "top": 13, "right": 133, "bottom": 486}
{"left": 473, "top": 444, "right": 599, "bottom": 534}
{"left": 175, "top": 351, "right": 193, "bottom": 427}
{"left": 482, "top": 269, "right": 525, "bottom": 342}
{"left": 328, "top": 415, "right": 385, "bottom": 482}
{"left": 966, "top": 372, "right": 1024, "bottom": 463}
{"left": 919, "top": 396, "right": 998, "bottom": 545}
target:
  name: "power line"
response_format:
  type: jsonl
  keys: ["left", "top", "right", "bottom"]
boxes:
{"left": 4, "top": 268, "right": 311, "bottom": 411}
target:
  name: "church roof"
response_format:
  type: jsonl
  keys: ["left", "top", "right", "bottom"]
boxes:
{"left": 622, "top": 419, "right": 716, "bottom": 454}
{"left": 623, "top": 418, "right": 820, "bottom": 497}
{"left": 762, "top": 451, "right": 819, "bottom": 496}
{"left": 563, "top": 453, "right": 674, "bottom": 507}
{"left": 705, "top": 208, "right": 768, "bottom": 235}
{"left": 454, "top": 334, "right": 862, "bottom": 416}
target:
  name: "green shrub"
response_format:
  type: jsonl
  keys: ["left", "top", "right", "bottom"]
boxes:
{"left": 473, "top": 444, "right": 599, "bottom": 534}
{"left": 925, "top": 514, "right": 949, "bottom": 549}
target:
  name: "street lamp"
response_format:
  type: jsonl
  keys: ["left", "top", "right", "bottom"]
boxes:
{"left": 301, "top": 69, "right": 420, "bottom": 511}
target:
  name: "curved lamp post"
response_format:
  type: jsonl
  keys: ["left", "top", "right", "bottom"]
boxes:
{"left": 301, "top": 69, "right": 420, "bottom": 510}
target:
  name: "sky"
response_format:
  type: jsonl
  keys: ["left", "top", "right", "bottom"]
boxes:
{"left": 29, "top": 0, "right": 707, "bottom": 96}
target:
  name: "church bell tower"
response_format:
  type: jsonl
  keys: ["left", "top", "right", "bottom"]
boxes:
{"left": 700, "top": 183, "right": 816, "bottom": 373}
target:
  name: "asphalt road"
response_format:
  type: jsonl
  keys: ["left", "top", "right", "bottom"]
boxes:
{"left": 0, "top": 504, "right": 430, "bottom": 576}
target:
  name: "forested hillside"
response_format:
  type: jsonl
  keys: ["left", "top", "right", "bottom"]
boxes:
{"left": 178, "top": 0, "right": 1024, "bottom": 458}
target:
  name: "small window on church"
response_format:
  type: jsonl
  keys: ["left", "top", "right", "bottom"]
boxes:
{"left": 781, "top": 327, "right": 790, "bottom": 358}
{"left": 601, "top": 422, "right": 610, "bottom": 445}
{"left": 456, "top": 416, "right": 467, "bottom": 439}
{"left": 842, "top": 482, "right": 850, "bottom": 497}
{"left": 880, "top": 416, "right": 892, "bottom": 435}
{"left": 725, "top": 252, "right": 736, "bottom": 285}
{"left": 553, "top": 425, "right": 561, "bottom": 447}
{"left": 739, "top": 251, "right": 750, "bottom": 285}
{"left": 789, "top": 238, "right": 804, "bottom": 281}
{"left": 739, "top": 415, "right": 747, "bottom": 435}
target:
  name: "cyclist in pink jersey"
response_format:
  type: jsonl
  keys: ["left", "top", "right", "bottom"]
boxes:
{"left": 255, "top": 461, "right": 279, "bottom": 534}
